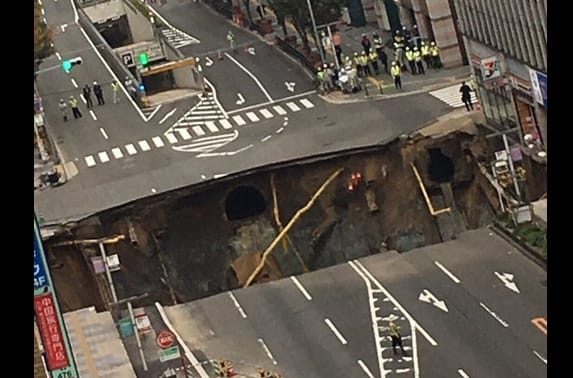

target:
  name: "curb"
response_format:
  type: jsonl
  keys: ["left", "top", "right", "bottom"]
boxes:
{"left": 489, "top": 221, "right": 547, "bottom": 271}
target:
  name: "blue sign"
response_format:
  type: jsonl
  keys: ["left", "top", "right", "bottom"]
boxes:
{"left": 536, "top": 72, "right": 547, "bottom": 108}
{"left": 34, "top": 223, "right": 49, "bottom": 290}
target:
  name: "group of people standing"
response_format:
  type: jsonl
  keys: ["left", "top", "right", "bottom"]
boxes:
{"left": 59, "top": 80, "right": 121, "bottom": 121}
{"left": 315, "top": 26, "right": 443, "bottom": 94}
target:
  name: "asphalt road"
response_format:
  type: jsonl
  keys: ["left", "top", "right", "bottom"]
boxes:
{"left": 160, "top": 228, "right": 546, "bottom": 378}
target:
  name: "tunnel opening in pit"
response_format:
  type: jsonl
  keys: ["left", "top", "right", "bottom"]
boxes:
{"left": 225, "top": 186, "right": 266, "bottom": 221}
{"left": 428, "top": 148, "right": 455, "bottom": 183}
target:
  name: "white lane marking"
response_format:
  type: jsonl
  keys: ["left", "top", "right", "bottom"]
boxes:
{"left": 74, "top": 13, "right": 147, "bottom": 121}
{"left": 191, "top": 110, "right": 219, "bottom": 115}
{"left": 146, "top": 104, "right": 162, "bottom": 122}
{"left": 352, "top": 260, "right": 438, "bottom": 347}
{"left": 70, "top": 78, "right": 78, "bottom": 88}
{"left": 177, "top": 129, "right": 192, "bottom": 140}
{"left": 286, "top": 102, "right": 301, "bottom": 112}
{"left": 258, "top": 339, "right": 278, "bottom": 365}
{"left": 80, "top": 94, "right": 86, "bottom": 104}
{"left": 152, "top": 136, "right": 165, "bottom": 148}
{"left": 434, "top": 261, "right": 461, "bottom": 284}
{"left": 273, "top": 105, "right": 287, "bottom": 115}
{"left": 479, "top": 302, "right": 509, "bottom": 328}
{"left": 41, "top": 8, "right": 45, "bottom": 15}
{"left": 111, "top": 148, "right": 123, "bottom": 159}
{"left": 192, "top": 126, "right": 206, "bottom": 136}
{"left": 205, "top": 121, "right": 219, "bottom": 133}
{"left": 219, "top": 119, "right": 233, "bottom": 129}
{"left": 232, "top": 115, "right": 246, "bottom": 126}
{"left": 300, "top": 98, "right": 315, "bottom": 108}
{"left": 324, "top": 318, "right": 348, "bottom": 345}
{"left": 166, "top": 133, "right": 178, "bottom": 144}
{"left": 204, "top": 79, "right": 228, "bottom": 118}
{"left": 357, "top": 360, "right": 374, "bottom": 378}
{"left": 458, "top": 369, "right": 470, "bottom": 378}
{"left": 98, "top": 151, "right": 110, "bottom": 163}
{"left": 290, "top": 276, "right": 312, "bottom": 301}
{"left": 99, "top": 127, "right": 108, "bottom": 139}
{"left": 261, "top": 135, "right": 271, "bottom": 142}
{"left": 89, "top": 110, "right": 97, "bottom": 120}
{"left": 146, "top": 6, "right": 200, "bottom": 43}
{"left": 276, "top": 127, "right": 284, "bottom": 134}
{"left": 125, "top": 144, "right": 137, "bottom": 155}
{"left": 259, "top": 108, "right": 274, "bottom": 119}
{"left": 224, "top": 53, "right": 274, "bottom": 102}
{"left": 533, "top": 351, "right": 547, "bottom": 365}
{"left": 198, "top": 143, "right": 253, "bottom": 157}
{"left": 55, "top": 52, "right": 61, "bottom": 60}
{"left": 158, "top": 108, "right": 177, "bottom": 125}
{"left": 138, "top": 140, "right": 151, "bottom": 151}
{"left": 228, "top": 292, "right": 247, "bottom": 319}
{"left": 85, "top": 155, "right": 96, "bottom": 167}
{"left": 246, "top": 112, "right": 260, "bottom": 122}
{"left": 227, "top": 90, "right": 316, "bottom": 115}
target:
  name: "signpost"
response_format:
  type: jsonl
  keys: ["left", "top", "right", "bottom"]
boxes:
{"left": 34, "top": 215, "right": 79, "bottom": 378}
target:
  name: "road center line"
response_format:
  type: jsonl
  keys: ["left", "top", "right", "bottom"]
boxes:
{"left": 276, "top": 127, "right": 284, "bottom": 134}
{"left": 357, "top": 360, "right": 375, "bottom": 378}
{"left": 457, "top": 369, "right": 470, "bottom": 378}
{"left": 258, "top": 338, "right": 278, "bottom": 365}
{"left": 70, "top": 78, "right": 78, "bottom": 88}
{"left": 99, "top": 128, "right": 108, "bottom": 139}
{"left": 227, "top": 292, "right": 247, "bottom": 318}
{"left": 55, "top": 52, "right": 61, "bottom": 60}
{"left": 290, "top": 276, "right": 312, "bottom": 301}
{"left": 226, "top": 90, "right": 317, "bottom": 115}
{"left": 324, "top": 318, "right": 348, "bottom": 345}
{"left": 479, "top": 302, "right": 509, "bottom": 328}
{"left": 352, "top": 260, "right": 438, "bottom": 347}
{"left": 261, "top": 135, "right": 272, "bottom": 142}
{"left": 533, "top": 350, "right": 547, "bottom": 365}
{"left": 224, "top": 52, "right": 273, "bottom": 102}
{"left": 89, "top": 110, "right": 97, "bottom": 121}
{"left": 434, "top": 261, "right": 461, "bottom": 283}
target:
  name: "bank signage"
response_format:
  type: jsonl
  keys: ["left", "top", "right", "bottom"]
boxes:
{"left": 529, "top": 68, "right": 547, "bottom": 108}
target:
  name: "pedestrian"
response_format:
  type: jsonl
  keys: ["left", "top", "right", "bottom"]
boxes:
{"left": 329, "top": 63, "right": 339, "bottom": 90}
{"left": 227, "top": 30, "right": 235, "bottom": 51}
{"left": 460, "top": 81, "right": 474, "bottom": 111}
{"left": 361, "top": 34, "right": 371, "bottom": 55}
{"left": 111, "top": 80, "right": 120, "bottom": 104}
{"left": 391, "top": 61, "right": 402, "bottom": 90}
{"left": 324, "top": 63, "right": 334, "bottom": 92}
{"left": 389, "top": 321, "right": 407, "bottom": 355}
{"left": 124, "top": 76, "right": 136, "bottom": 98}
{"left": 430, "top": 41, "right": 442, "bottom": 69}
{"left": 353, "top": 52, "right": 363, "bottom": 77}
{"left": 69, "top": 96, "right": 82, "bottom": 119}
{"left": 360, "top": 53, "right": 371, "bottom": 77}
{"left": 333, "top": 31, "right": 343, "bottom": 66}
{"left": 402, "top": 26, "right": 412, "bottom": 48}
{"left": 421, "top": 41, "right": 432, "bottom": 70}
{"left": 58, "top": 99, "right": 68, "bottom": 122}
{"left": 316, "top": 66, "right": 328, "bottom": 94}
{"left": 83, "top": 84, "right": 93, "bottom": 109}
{"left": 413, "top": 46, "right": 425, "bottom": 75}
{"left": 405, "top": 47, "right": 417, "bottom": 75}
{"left": 373, "top": 34, "right": 388, "bottom": 74}
{"left": 93, "top": 81, "right": 105, "bottom": 105}
{"left": 368, "top": 50, "right": 379, "bottom": 75}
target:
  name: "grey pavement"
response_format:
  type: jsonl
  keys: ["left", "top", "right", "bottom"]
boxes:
{"left": 161, "top": 227, "right": 545, "bottom": 378}
{"left": 34, "top": 91, "right": 453, "bottom": 223}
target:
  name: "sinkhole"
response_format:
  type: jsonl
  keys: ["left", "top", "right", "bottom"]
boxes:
{"left": 428, "top": 148, "right": 455, "bottom": 183}
{"left": 225, "top": 186, "right": 266, "bottom": 221}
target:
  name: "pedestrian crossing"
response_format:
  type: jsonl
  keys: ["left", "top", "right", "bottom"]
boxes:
{"left": 82, "top": 97, "right": 317, "bottom": 168}
{"left": 141, "top": 104, "right": 162, "bottom": 122}
{"left": 429, "top": 84, "right": 466, "bottom": 108}
{"left": 160, "top": 27, "right": 199, "bottom": 49}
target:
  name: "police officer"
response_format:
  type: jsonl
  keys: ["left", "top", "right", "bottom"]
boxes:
{"left": 430, "top": 41, "right": 441, "bottom": 69}
{"left": 83, "top": 84, "right": 93, "bottom": 109}
{"left": 421, "top": 41, "right": 432, "bottom": 70}
{"left": 316, "top": 66, "right": 327, "bottom": 93}
{"left": 413, "top": 46, "right": 425, "bottom": 75}
{"left": 58, "top": 99, "right": 68, "bottom": 122}
{"left": 360, "top": 53, "right": 371, "bottom": 76}
{"left": 393, "top": 30, "right": 406, "bottom": 69}
{"left": 69, "top": 96, "right": 82, "bottom": 119}
{"left": 391, "top": 61, "right": 402, "bottom": 90}
{"left": 323, "top": 63, "right": 333, "bottom": 92}
{"left": 369, "top": 50, "right": 379, "bottom": 75}
{"left": 353, "top": 52, "right": 363, "bottom": 77}
{"left": 93, "top": 81, "right": 105, "bottom": 105}
{"left": 329, "top": 63, "right": 339, "bottom": 90}
{"left": 111, "top": 80, "right": 120, "bottom": 104}
{"left": 405, "top": 47, "right": 417, "bottom": 75}
{"left": 372, "top": 33, "right": 384, "bottom": 58}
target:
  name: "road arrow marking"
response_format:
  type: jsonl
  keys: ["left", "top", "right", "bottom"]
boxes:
{"left": 531, "top": 317, "right": 547, "bottom": 335}
{"left": 247, "top": 47, "right": 256, "bottom": 55}
{"left": 159, "top": 108, "right": 177, "bottom": 125}
{"left": 494, "top": 272, "right": 520, "bottom": 294}
{"left": 205, "top": 57, "right": 213, "bottom": 66}
{"left": 236, "top": 93, "right": 245, "bottom": 105}
{"left": 533, "top": 350, "right": 547, "bottom": 365}
{"left": 285, "top": 81, "right": 296, "bottom": 92}
{"left": 418, "top": 289, "right": 448, "bottom": 313}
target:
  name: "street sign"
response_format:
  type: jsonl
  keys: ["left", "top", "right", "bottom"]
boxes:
{"left": 35, "top": 293, "right": 71, "bottom": 370}
{"left": 115, "top": 41, "right": 164, "bottom": 68}
{"left": 34, "top": 236, "right": 49, "bottom": 291}
{"left": 121, "top": 52, "right": 134, "bottom": 67}
{"left": 106, "top": 254, "right": 121, "bottom": 271}
{"left": 156, "top": 330, "right": 176, "bottom": 349}
{"left": 159, "top": 345, "right": 181, "bottom": 362}
{"left": 118, "top": 317, "right": 134, "bottom": 337}
{"left": 135, "top": 313, "right": 152, "bottom": 334}
{"left": 91, "top": 256, "right": 106, "bottom": 274}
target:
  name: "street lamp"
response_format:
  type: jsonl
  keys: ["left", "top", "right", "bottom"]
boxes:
{"left": 305, "top": 0, "right": 325, "bottom": 66}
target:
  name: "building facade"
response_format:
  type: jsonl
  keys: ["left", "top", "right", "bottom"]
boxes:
{"left": 452, "top": 0, "right": 547, "bottom": 151}
{"left": 371, "top": 0, "right": 465, "bottom": 68}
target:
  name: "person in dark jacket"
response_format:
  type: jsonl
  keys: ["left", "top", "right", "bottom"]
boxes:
{"left": 93, "top": 81, "right": 105, "bottom": 105}
{"left": 361, "top": 34, "right": 372, "bottom": 55}
{"left": 82, "top": 84, "right": 93, "bottom": 109}
{"left": 460, "top": 81, "right": 474, "bottom": 111}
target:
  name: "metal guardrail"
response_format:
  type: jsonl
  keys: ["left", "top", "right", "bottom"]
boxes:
{"left": 274, "top": 36, "right": 316, "bottom": 75}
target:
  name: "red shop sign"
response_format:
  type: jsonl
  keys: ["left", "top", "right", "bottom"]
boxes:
{"left": 34, "top": 293, "right": 70, "bottom": 371}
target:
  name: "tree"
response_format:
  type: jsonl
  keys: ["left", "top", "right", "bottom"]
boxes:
{"left": 34, "top": 0, "right": 54, "bottom": 76}
{"left": 267, "top": 0, "right": 345, "bottom": 51}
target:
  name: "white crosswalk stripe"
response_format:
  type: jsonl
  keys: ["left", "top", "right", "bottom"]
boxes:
{"left": 141, "top": 105, "right": 161, "bottom": 121}
{"left": 125, "top": 144, "right": 137, "bottom": 155}
{"left": 166, "top": 133, "right": 178, "bottom": 144}
{"left": 111, "top": 148, "right": 123, "bottom": 159}
{"left": 85, "top": 155, "right": 96, "bottom": 167}
{"left": 152, "top": 136, "right": 165, "bottom": 148}
{"left": 160, "top": 27, "right": 198, "bottom": 49}
{"left": 177, "top": 129, "right": 192, "bottom": 140}
{"left": 205, "top": 121, "right": 219, "bottom": 133}
{"left": 192, "top": 126, "right": 206, "bottom": 136}
{"left": 166, "top": 91, "right": 226, "bottom": 137}
{"left": 246, "top": 112, "right": 260, "bottom": 122}
{"left": 138, "top": 140, "right": 151, "bottom": 151}
{"left": 429, "top": 84, "right": 466, "bottom": 108}
{"left": 232, "top": 115, "right": 246, "bottom": 126}
{"left": 286, "top": 102, "right": 301, "bottom": 111}
{"left": 219, "top": 119, "right": 233, "bottom": 129}
{"left": 259, "top": 108, "right": 274, "bottom": 119}
{"left": 300, "top": 98, "right": 315, "bottom": 108}
{"left": 273, "top": 105, "right": 287, "bottom": 115}
{"left": 98, "top": 151, "right": 110, "bottom": 163}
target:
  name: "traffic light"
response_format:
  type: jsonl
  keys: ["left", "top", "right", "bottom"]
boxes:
{"left": 61, "top": 57, "right": 83, "bottom": 73}
{"left": 139, "top": 52, "right": 149, "bottom": 66}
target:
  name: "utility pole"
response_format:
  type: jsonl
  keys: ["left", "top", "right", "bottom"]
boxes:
{"left": 305, "top": 0, "right": 325, "bottom": 65}
{"left": 317, "top": 22, "right": 341, "bottom": 69}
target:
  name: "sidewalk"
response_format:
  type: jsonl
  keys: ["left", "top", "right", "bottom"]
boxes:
{"left": 34, "top": 101, "right": 67, "bottom": 191}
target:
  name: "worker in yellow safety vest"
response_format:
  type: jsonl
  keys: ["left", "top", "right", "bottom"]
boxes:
{"left": 413, "top": 46, "right": 424, "bottom": 75}
{"left": 391, "top": 61, "right": 402, "bottom": 90}
{"left": 430, "top": 41, "right": 441, "bottom": 69}
{"left": 421, "top": 41, "right": 431, "bottom": 69}
{"left": 405, "top": 47, "right": 417, "bottom": 75}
